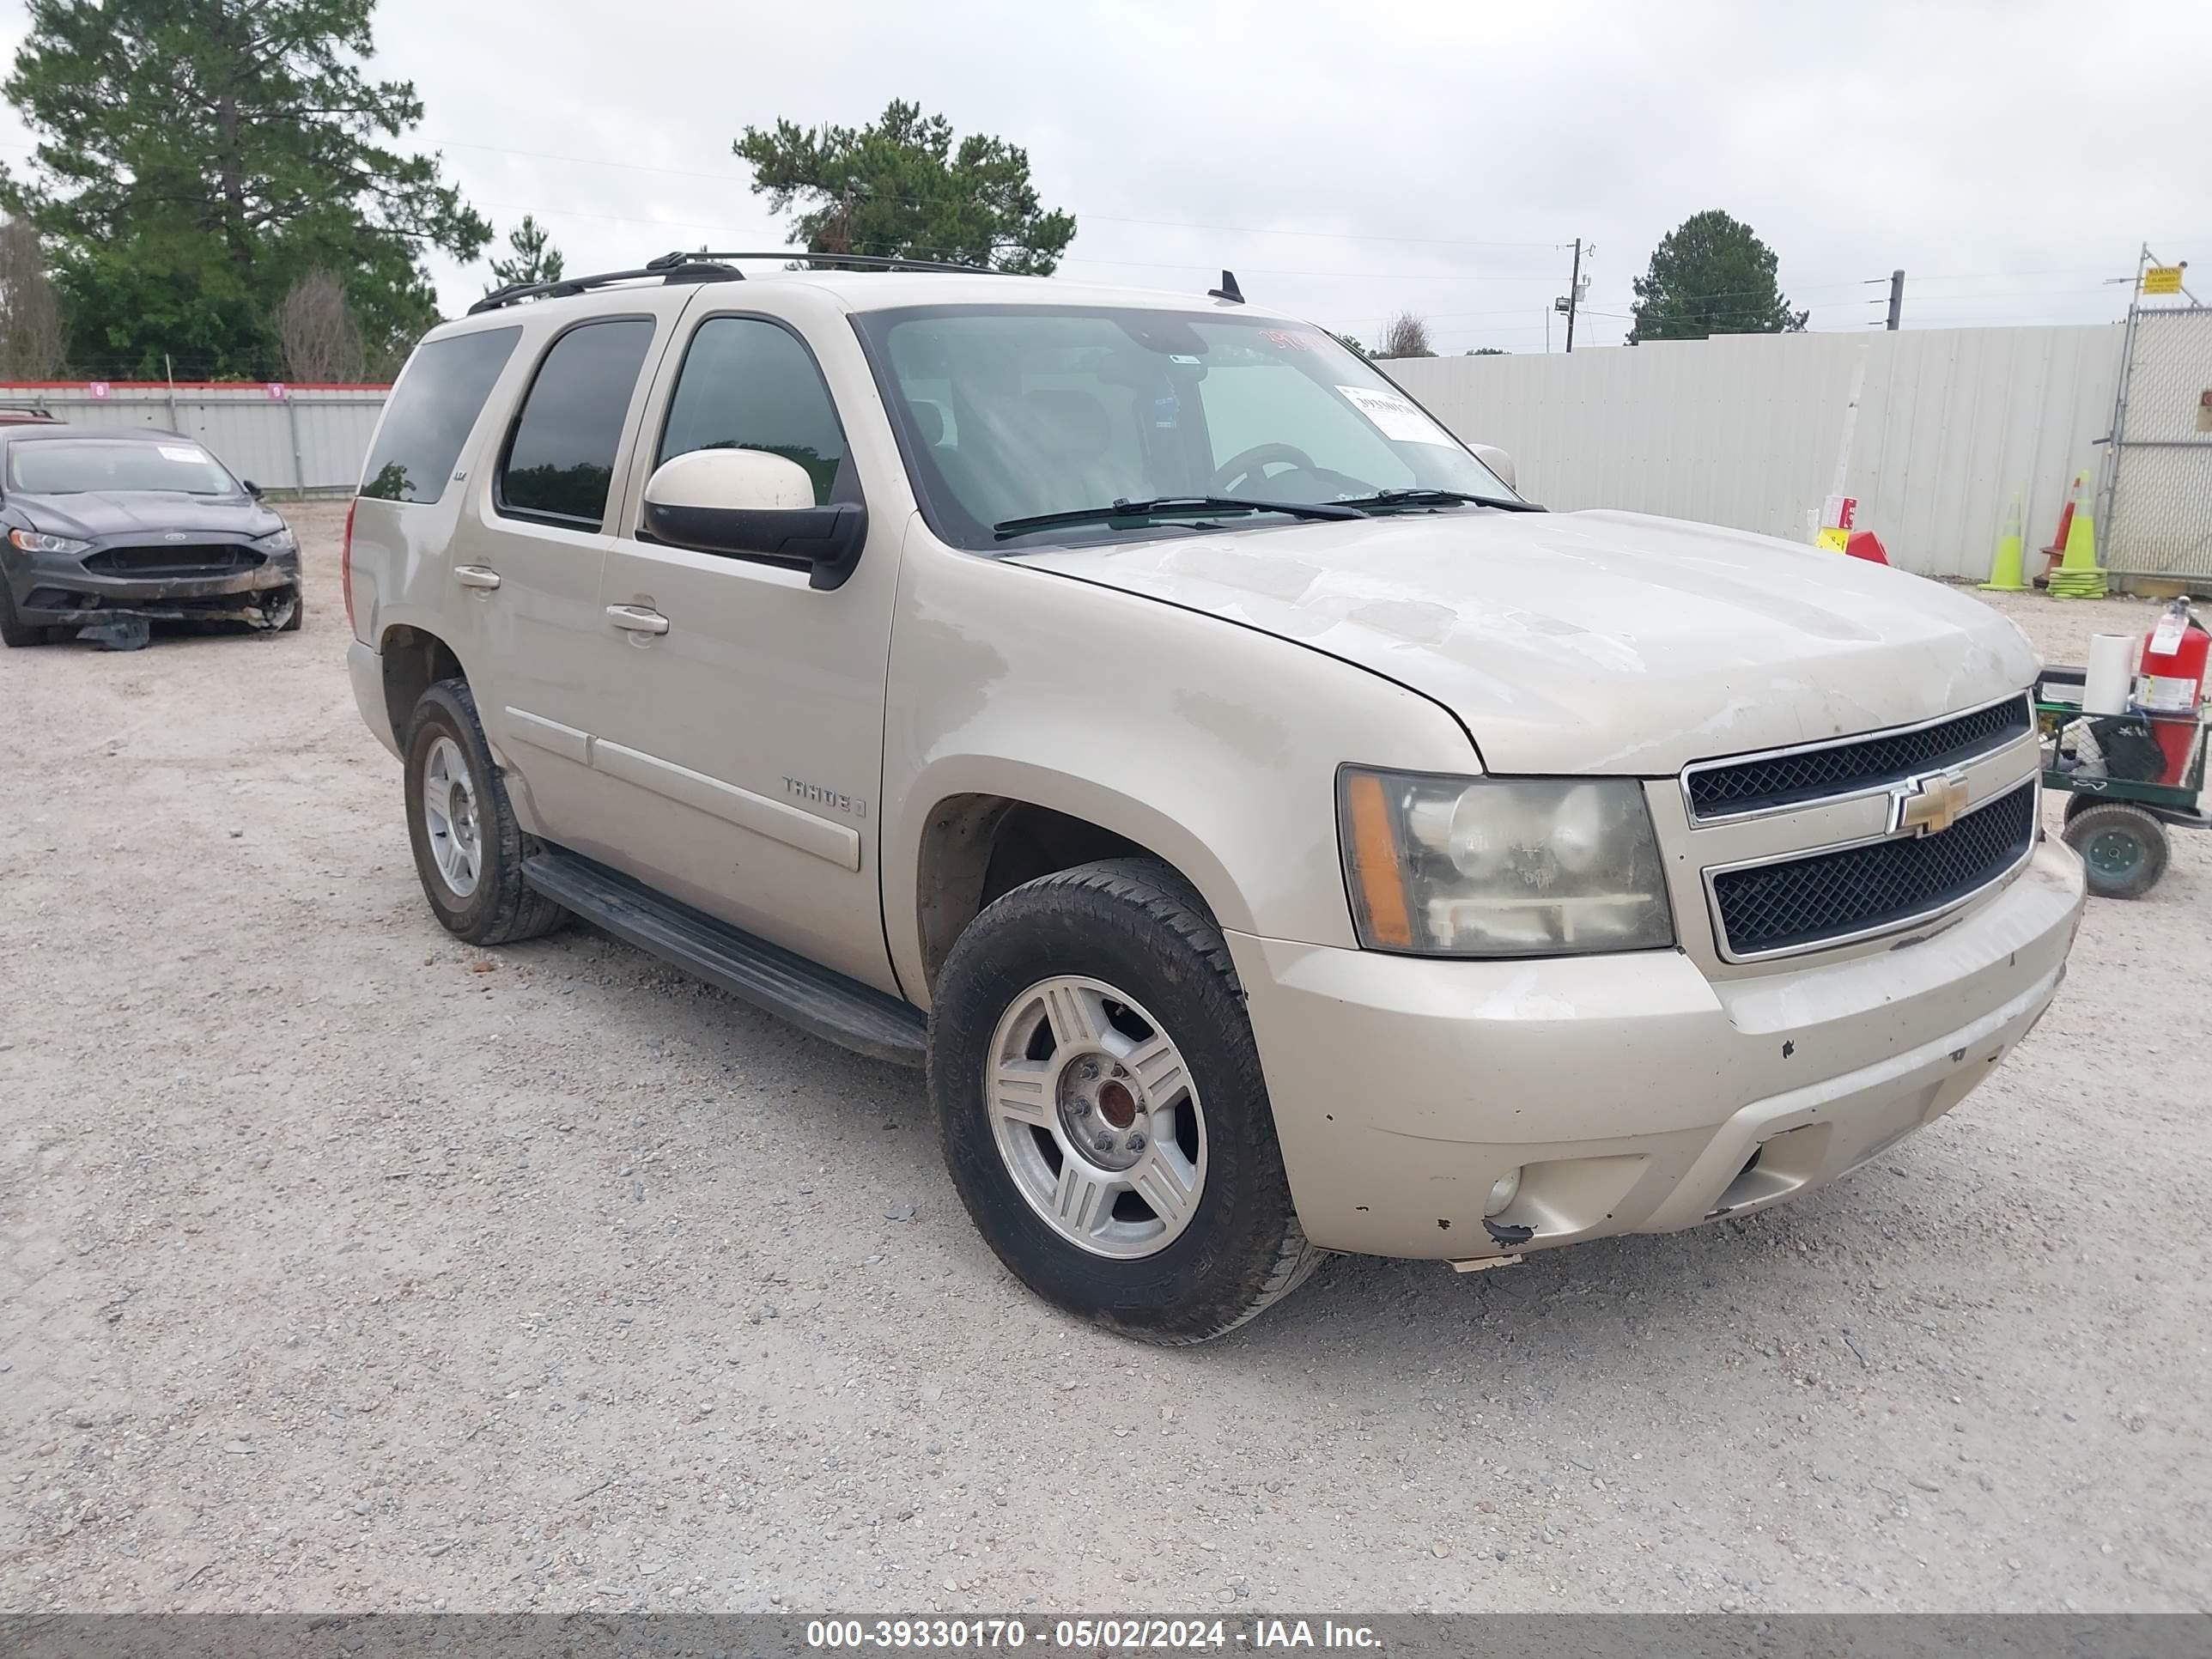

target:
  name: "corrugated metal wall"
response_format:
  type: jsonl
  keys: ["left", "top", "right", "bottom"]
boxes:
{"left": 1386, "top": 325, "right": 2125, "bottom": 580}
{"left": 0, "top": 384, "right": 387, "bottom": 495}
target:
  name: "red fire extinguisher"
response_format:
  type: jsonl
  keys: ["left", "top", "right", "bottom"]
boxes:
{"left": 2139, "top": 599, "right": 2209, "bottom": 785}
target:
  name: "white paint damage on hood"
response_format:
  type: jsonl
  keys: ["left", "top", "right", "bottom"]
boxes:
{"left": 1015, "top": 508, "right": 2039, "bottom": 775}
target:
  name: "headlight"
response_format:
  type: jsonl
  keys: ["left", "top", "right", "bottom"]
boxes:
{"left": 250, "top": 527, "right": 297, "bottom": 554}
{"left": 1338, "top": 768, "right": 1674, "bottom": 957}
{"left": 7, "top": 527, "right": 92, "bottom": 555}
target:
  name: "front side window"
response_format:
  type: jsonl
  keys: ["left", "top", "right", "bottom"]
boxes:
{"left": 360, "top": 326, "right": 520, "bottom": 504}
{"left": 657, "top": 317, "right": 848, "bottom": 504}
{"left": 11, "top": 438, "right": 238, "bottom": 496}
{"left": 499, "top": 318, "right": 655, "bottom": 531}
{"left": 852, "top": 306, "right": 1516, "bottom": 549}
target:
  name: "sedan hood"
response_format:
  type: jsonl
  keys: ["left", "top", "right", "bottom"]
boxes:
{"left": 1015, "top": 508, "right": 2039, "bottom": 775}
{"left": 9, "top": 490, "right": 283, "bottom": 541}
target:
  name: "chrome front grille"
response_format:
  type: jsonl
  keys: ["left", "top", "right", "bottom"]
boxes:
{"left": 1683, "top": 694, "right": 2032, "bottom": 823}
{"left": 1680, "top": 695, "right": 2041, "bottom": 964}
{"left": 1707, "top": 781, "right": 2038, "bottom": 958}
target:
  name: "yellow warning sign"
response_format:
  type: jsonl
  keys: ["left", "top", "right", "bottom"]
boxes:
{"left": 2143, "top": 265, "right": 2184, "bottom": 295}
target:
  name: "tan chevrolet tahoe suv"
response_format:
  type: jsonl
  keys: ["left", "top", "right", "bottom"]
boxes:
{"left": 343, "top": 251, "right": 2087, "bottom": 1343}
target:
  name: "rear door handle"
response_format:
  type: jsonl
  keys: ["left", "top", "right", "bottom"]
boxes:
{"left": 453, "top": 565, "right": 501, "bottom": 590}
{"left": 605, "top": 605, "right": 670, "bottom": 635}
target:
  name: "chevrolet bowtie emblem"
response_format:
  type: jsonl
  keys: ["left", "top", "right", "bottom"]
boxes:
{"left": 1893, "top": 769, "right": 1972, "bottom": 836}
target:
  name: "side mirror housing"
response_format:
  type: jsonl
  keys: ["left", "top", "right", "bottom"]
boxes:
{"left": 242, "top": 478, "right": 264, "bottom": 498}
{"left": 1470, "top": 444, "right": 1516, "bottom": 491}
{"left": 641, "top": 449, "right": 866, "bottom": 591}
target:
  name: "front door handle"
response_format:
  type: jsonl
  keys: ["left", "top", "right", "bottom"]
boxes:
{"left": 605, "top": 605, "right": 670, "bottom": 635}
{"left": 453, "top": 564, "right": 501, "bottom": 590}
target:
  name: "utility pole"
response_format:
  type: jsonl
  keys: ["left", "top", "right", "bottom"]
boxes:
{"left": 1565, "top": 238, "right": 1583, "bottom": 353}
{"left": 1864, "top": 270, "right": 1905, "bottom": 328}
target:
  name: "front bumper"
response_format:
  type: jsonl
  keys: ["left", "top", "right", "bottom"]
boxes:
{"left": 3, "top": 545, "right": 301, "bottom": 628}
{"left": 1227, "top": 840, "right": 2086, "bottom": 1260}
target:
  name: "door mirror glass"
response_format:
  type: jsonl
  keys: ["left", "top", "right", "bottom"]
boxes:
{"left": 242, "top": 478, "right": 264, "bottom": 498}
{"left": 642, "top": 448, "right": 867, "bottom": 591}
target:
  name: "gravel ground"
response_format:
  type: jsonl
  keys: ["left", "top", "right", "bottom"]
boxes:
{"left": 3, "top": 503, "right": 2207, "bottom": 1615}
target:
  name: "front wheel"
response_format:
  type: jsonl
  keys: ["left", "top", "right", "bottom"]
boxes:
{"left": 929, "top": 858, "right": 1321, "bottom": 1345}
{"left": 0, "top": 580, "right": 42, "bottom": 647}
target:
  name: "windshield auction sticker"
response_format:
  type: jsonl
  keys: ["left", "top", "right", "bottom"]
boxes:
{"left": 1334, "top": 386, "right": 1454, "bottom": 446}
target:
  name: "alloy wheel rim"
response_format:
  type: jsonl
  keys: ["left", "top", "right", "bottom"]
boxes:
{"left": 422, "top": 735, "right": 483, "bottom": 898}
{"left": 986, "top": 975, "right": 1206, "bottom": 1260}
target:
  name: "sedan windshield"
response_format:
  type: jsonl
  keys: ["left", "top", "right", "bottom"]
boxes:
{"left": 853, "top": 305, "right": 1519, "bottom": 548}
{"left": 8, "top": 439, "right": 238, "bottom": 495}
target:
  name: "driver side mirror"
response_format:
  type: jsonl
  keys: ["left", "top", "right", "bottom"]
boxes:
{"left": 1470, "top": 445, "right": 1516, "bottom": 491}
{"left": 242, "top": 478, "right": 264, "bottom": 498}
{"left": 641, "top": 449, "right": 867, "bottom": 592}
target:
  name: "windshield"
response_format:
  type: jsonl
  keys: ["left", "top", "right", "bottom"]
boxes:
{"left": 8, "top": 438, "right": 239, "bottom": 496}
{"left": 852, "top": 305, "right": 1517, "bottom": 548}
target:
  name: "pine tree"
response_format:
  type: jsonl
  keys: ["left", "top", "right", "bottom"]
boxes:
{"left": 488, "top": 216, "right": 565, "bottom": 292}
{"left": 0, "top": 0, "right": 489, "bottom": 378}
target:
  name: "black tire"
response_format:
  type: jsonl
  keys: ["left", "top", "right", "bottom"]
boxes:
{"left": 929, "top": 857, "right": 1321, "bottom": 1345}
{"left": 2062, "top": 792, "right": 2097, "bottom": 826}
{"left": 277, "top": 589, "right": 304, "bottom": 632}
{"left": 2063, "top": 801, "right": 2169, "bottom": 900}
{"left": 402, "top": 678, "right": 566, "bottom": 945}
{"left": 0, "top": 580, "right": 42, "bottom": 648}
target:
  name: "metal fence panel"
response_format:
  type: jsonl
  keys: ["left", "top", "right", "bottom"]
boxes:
{"left": 2104, "top": 307, "right": 2212, "bottom": 581}
{"left": 1385, "top": 325, "right": 2124, "bottom": 580}
{"left": 0, "top": 383, "right": 389, "bottom": 495}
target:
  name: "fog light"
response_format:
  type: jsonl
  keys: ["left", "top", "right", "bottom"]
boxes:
{"left": 1485, "top": 1167, "right": 1522, "bottom": 1217}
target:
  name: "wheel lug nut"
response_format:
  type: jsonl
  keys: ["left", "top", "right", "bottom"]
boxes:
{"left": 1127, "top": 1133, "right": 1146, "bottom": 1152}
{"left": 1072, "top": 1099, "right": 1091, "bottom": 1117}
{"left": 1093, "top": 1133, "right": 1115, "bottom": 1153}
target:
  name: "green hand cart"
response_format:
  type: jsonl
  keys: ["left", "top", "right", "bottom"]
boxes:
{"left": 2035, "top": 666, "right": 2209, "bottom": 899}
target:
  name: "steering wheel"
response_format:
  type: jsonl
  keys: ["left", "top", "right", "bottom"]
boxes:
{"left": 1208, "top": 443, "right": 1318, "bottom": 496}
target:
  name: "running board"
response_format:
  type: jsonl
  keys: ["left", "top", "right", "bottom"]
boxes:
{"left": 520, "top": 848, "right": 926, "bottom": 1068}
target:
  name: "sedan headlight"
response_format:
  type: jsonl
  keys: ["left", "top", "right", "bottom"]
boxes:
{"left": 7, "top": 527, "right": 92, "bottom": 555}
{"left": 250, "top": 526, "right": 297, "bottom": 554}
{"left": 1338, "top": 767, "right": 1674, "bottom": 957}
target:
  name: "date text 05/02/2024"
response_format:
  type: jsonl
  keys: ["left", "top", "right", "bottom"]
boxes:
{"left": 805, "top": 1618, "right": 1382, "bottom": 1650}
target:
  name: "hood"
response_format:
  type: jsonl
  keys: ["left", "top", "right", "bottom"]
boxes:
{"left": 1015, "top": 508, "right": 2039, "bottom": 775}
{"left": 7, "top": 490, "right": 282, "bottom": 542}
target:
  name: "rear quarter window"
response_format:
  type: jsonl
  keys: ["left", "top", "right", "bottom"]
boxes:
{"left": 359, "top": 326, "right": 522, "bottom": 504}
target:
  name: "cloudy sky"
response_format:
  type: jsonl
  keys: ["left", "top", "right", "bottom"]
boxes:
{"left": 3, "top": 0, "right": 2207, "bottom": 351}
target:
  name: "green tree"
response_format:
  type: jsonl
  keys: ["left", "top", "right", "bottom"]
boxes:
{"left": 1, "top": 0, "right": 489, "bottom": 378}
{"left": 488, "top": 214, "right": 564, "bottom": 293}
{"left": 1468, "top": 347, "right": 1506, "bottom": 356}
{"left": 734, "top": 100, "right": 1073, "bottom": 275}
{"left": 1328, "top": 331, "right": 1370, "bottom": 357}
{"left": 1629, "top": 210, "right": 1807, "bottom": 343}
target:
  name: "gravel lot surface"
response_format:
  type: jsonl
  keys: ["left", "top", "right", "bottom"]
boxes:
{"left": 3, "top": 503, "right": 2207, "bottom": 1614}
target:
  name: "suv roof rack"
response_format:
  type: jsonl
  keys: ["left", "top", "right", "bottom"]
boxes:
{"left": 466, "top": 248, "right": 1012, "bottom": 315}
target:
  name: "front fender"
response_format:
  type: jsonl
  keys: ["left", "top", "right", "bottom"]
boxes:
{"left": 880, "top": 535, "right": 1475, "bottom": 1008}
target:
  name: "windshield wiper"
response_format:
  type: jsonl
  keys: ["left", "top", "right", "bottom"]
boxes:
{"left": 994, "top": 495, "right": 1364, "bottom": 540}
{"left": 1336, "top": 487, "right": 1546, "bottom": 514}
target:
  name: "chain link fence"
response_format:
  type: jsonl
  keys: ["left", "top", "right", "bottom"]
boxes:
{"left": 2103, "top": 306, "right": 2212, "bottom": 585}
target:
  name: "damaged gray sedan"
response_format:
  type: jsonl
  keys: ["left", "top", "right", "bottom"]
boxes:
{"left": 0, "top": 422, "right": 303, "bottom": 650}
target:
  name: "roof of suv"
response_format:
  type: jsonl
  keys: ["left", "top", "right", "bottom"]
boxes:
{"left": 453, "top": 263, "right": 1299, "bottom": 331}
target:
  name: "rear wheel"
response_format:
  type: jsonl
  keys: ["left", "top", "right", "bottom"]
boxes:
{"left": 929, "top": 858, "right": 1321, "bottom": 1345}
{"left": 403, "top": 678, "right": 565, "bottom": 945}
{"left": 2063, "top": 801, "right": 2168, "bottom": 899}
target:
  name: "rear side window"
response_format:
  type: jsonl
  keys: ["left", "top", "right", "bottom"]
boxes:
{"left": 359, "top": 327, "right": 520, "bottom": 504}
{"left": 499, "top": 319, "right": 655, "bottom": 531}
{"left": 657, "top": 317, "right": 847, "bottom": 504}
